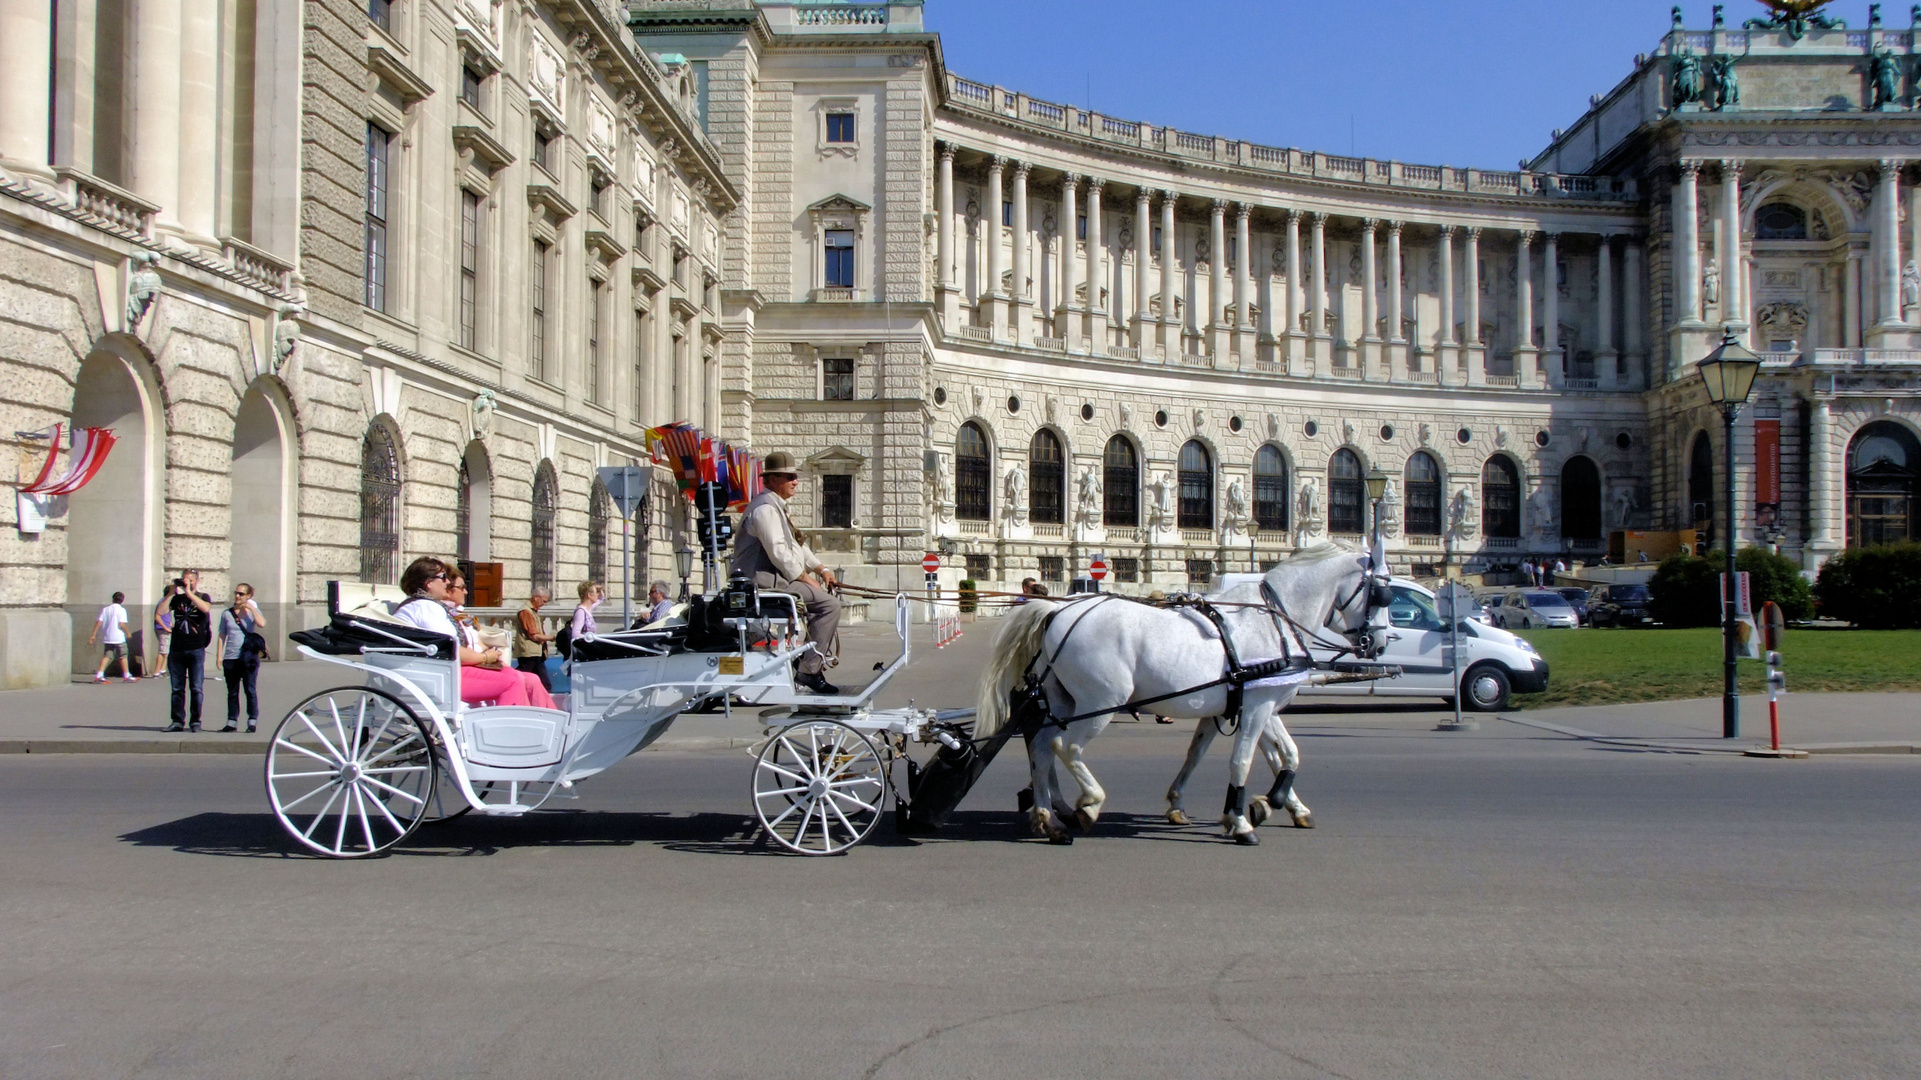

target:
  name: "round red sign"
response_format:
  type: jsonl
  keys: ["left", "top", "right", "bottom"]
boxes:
{"left": 1088, "top": 557, "right": 1108, "bottom": 581}
{"left": 921, "top": 553, "right": 940, "bottom": 573}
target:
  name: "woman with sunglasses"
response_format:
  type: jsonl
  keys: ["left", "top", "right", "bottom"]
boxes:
{"left": 391, "top": 557, "right": 551, "bottom": 708}
{"left": 447, "top": 570, "right": 555, "bottom": 709}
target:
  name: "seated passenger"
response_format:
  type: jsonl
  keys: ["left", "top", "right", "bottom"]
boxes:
{"left": 390, "top": 556, "right": 553, "bottom": 709}
{"left": 731, "top": 451, "right": 841, "bottom": 694}
{"left": 450, "top": 572, "right": 555, "bottom": 709}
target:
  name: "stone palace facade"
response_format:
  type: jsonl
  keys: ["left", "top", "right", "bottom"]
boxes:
{"left": 2, "top": 0, "right": 1918, "bottom": 687}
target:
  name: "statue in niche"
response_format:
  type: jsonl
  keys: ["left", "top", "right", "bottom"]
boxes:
{"left": 1295, "top": 478, "right": 1324, "bottom": 543}
{"left": 929, "top": 453, "right": 955, "bottom": 524}
{"left": 1076, "top": 465, "right": 1102, "bottom": 524}
{"left": 1148, "top": 471, "right": 1175, "bottom": 527}
{"left": 1451, "top": 487, "right": 1479, "bottom": 539}
{"left": 1224, "top": 477, "right": 1250, "bottom": 531}
{"left": 1118, "top": 402, "right": 1132, "bottom": 428}
{"left": 1527, "top": 484, "right": 1557, "bottom": 539}
{"left": 1376, "top": 479, "right": 1401, "bottom": 539}
{"left": 1903, "top": 261, "right": 1921, "bottom": 310}
{"left": 1702, "top": 260, "right": 1721, "bottom": 306}
{"left": 273, "top": 304, "right": 304, "bottom": 372}
{"left": 126, "top": 252, "right": 162, "bottom": 328}
{"left": 1611, "top": 483, "right": 1639, "bottom": 529}
{"left": 471, "top": 389, "right": 497, "bottom": 438}
{"left": 1871, "top": 45, "right": 1902, "bottom": 110}
{"left": 1004, "top": 462, "right": 1027, "bottom": 525}
{"left": 1418, "top": 422, "right": 1432, "bottom": 445}
{"left": 1671, "top": 48, "right": 1703, "bottom": 108}
{"left": 1708, "top": 54, "right": 1740, "bottom": 110}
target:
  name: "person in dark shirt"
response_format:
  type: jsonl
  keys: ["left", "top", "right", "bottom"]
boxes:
{"left": 163, "top": 570, "right": 214, "bottom": 732}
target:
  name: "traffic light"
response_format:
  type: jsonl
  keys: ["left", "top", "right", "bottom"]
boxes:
{"left": 698, "top": 511, "right": 733, "bottom": 553}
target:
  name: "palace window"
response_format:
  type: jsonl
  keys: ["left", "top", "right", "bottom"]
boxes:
{"left": 1482, "top": 456, "right": 1520, "bottom": 539}
{"left": 456, "top": 458, "right": 472, "bottom": 563}
{"left": 1848, "top": 421, "right": 1919, "bottom": 547}
{"left": 633, "top": 308, "right": 649, "bottom": 420}
{"left": 826, "top": 112, "right": 855, "bottom": 144}
{"left": 1178, "top": 440, "right": 1213, "bottom": 530}
{"left": 368, "top": 0, "right": 391, "bottom": 33}
{"left": 1039, "top": 556, "right": 1065, "bottom": 583}
{"left": 1560, "top": 456, "right": 1603, "bottom": 540}
{"left": 587, "top": 277, "right": 604, "bottom": 403}
{"left": 821, "top": 474, "right": 854, "bottom": 528}
{"left": 1688, "top": 431, "right": 1714, "bottom": 534}
{"left": 531, "top": 462, "right": 557, "bottom": 594}
{"left": 1003, "top": 201, "right": 1012, "bottom": 227}
{"left": 459, "top": 191, "right": 481, "bottom": 351}
{"left": 824, "top": 229, "right": 855, "bottom": 288}
{"left": 1111, "top": 557, "right": 1140, "bottom": 583}
{"left": 822, "top": 356, "right": 854, "bottom": 400}
{"left": 1186, "top": 558, "right": 1214, "bottom": 586}
{"left": 1103, "top": 435, "right": 1139, "bottom": 527}
{"left": 1031, "top": 430, "right": 1065, "bottom": 525}
{"left": 460, "top": 63, "right": 484, "bottom": 112}
{"left": 533, "top": 128, "right": 556, "bottom": 174}
{"left": 364, "top": 124, "right": 391, "bottom": 312}
{"left": 358, "top": 424, "right": 401, "bottom": 584}
{"left": 530, "top": 240, "right": 550, "bottom": 382}
{"left": 588, "top": 478, "right": 610, "bottom": 588}
{"left": 1754, "top": 202, "right": 1808, "bottom": 241}
{"left": 1254, "top": 445, "right": 1289, "bottom": 532}
{"left": 1405, "top": 451, "right": 1443, "bottom": 537}
{"left": 591, "top": 173, "right": 611, "bottom": 220}
{"left": 1329, "top": 448, "right": 1365, "bottom": 535}
{"left": 1077, "top": 214, "right": 1087, "bottom": 242}
{"left": 964, "top": 554, "right": 992, "bottom": 580}
{"left": 956, "top": 422, "right": 991, "bottom": 521}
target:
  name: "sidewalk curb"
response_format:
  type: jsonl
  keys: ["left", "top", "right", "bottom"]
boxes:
{"left": 0, "top": 735, "right": 760, "bottom": 755}
{"left": 1502, "top": 715, "right": 1921, "bottom": 757}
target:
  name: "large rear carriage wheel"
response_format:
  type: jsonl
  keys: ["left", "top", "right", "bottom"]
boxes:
{"left": 753, "top": 720, "right": 888, "bottom": 855}
{"left": 265, "top": 687, "right": 437, "bottom": 858}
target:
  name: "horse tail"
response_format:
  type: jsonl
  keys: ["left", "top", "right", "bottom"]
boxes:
{"left": 973, "top": 600, "right": 1059, "bottom": 739}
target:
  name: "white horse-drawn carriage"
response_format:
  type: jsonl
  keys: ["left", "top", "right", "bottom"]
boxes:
{"left": 263, "top": 542, "right": 1399, "bottom": 858}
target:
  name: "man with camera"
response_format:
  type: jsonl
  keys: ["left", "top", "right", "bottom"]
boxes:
{"left": 163, "top": 569, "right": 215, "bottom": 732}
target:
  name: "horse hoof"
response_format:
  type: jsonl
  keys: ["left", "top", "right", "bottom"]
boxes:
{"left": 1248, "top": 796, "right": 1271, "bottom": 827}
{"left": 1291, "top": 811, "right": 1316, "bottom": 829}
{"left": 1233, "top": 830, "right": 1260, "bottom": 846}
{"left": 1072, "top": 808, "right": 1097, "bottom": 832}
{"left": 1047, "top": 829, "right": 1074, "bottom": 845}
{"left": 1166, "top": 808, "right": 1191, "bottom": 826}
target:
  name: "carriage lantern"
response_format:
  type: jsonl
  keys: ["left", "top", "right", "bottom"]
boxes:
{"left": 1696, "top": 328, "right": 1761, "bottom": 740}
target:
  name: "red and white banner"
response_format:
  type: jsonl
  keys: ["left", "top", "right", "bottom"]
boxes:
{"left": 21, "top": 424, "right": 118, "bottom": 497}
{"left": 1753, "top": 418, "right": 1781, "bottom": 531}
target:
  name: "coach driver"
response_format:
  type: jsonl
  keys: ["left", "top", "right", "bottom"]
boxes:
{"left": 732, "top": 451, "right": 842, "bottom": 694}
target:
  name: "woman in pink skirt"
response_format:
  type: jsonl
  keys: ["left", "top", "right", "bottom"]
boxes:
{"left": 389, "top": 557, "right": 554, "bottom": 709}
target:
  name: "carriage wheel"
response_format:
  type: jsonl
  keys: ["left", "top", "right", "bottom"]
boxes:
{"left": 420, "top": 764, "right": 488, "bottom": 824}
{"left": 264, "top": 687, "right": 436, "bottom": 858}
{"left": 753, "top": 720, "right": 888, "bottom": 855}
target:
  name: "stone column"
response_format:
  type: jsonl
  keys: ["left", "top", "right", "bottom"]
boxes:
{"left": 1208, "top": 198, "right": 1228, "bottom": 358}
{"left": 1720, "top": 160, "right": 1745, "bottom": 327}
{"left": 175, "top": 0, "right": 220, "bottom": 246}
{"left": 1675, "top": 160, "right": 1702, "bottom": 324}
{"left": 1160, "top": 190, "right": 1178, "bottom": 356}
{"left": 1597, "top": 234, "right": 1619, "bottom": 390}
{"left": 0, "top": 0, "right": 55, "bottom": 182}
{"left": 1010, "top": 161, "right": 1031, "bottom": 345}
{"left": 984, "top": 156, "right": 1005, "bottom": 335}
{"left": 1058, "top": 173, "right": 1079, "bottom": 343}
{"left": 1086, "top": 178, "right": 1106, "bottom": 346}
{"left": 1385, "top": 221, "right": 1406, "bottom": 382}
{"left": 1516, "top": 230, "right": 1539, "bottom": 388}
{"left": 1542, "top": 232, "right": 1561, "bottom": 388}
{"left": 1359, "top": 219, "right": 1380, "bottom": 379}
{"left": 1464, "top": 226, "right": 1485, "bottom": 386}
{"left": 1132, "top": 187, "right": 1151, "bottom": 348}
{"left": 1874, "top": 159, "right": 1904, "bottom": 331}
{"left": 1437, "top": 225, "right": 1457, "bottom": 384}
{"left": 1234, "top": 203, "right": 1254, "bottom": 361}
{"left": 131, "top": 0, "right": 185, "bottom": 233}
{"left": 1807, "top": 396, "right": 1833, "bottom": 555}
{"left": 1283, "top": 209, "right": 1303, "bottom": 371}
{"left": 1623, "top": 238, "right": 1645, "bottom": 386}
{"left": 1309, "top": 212, "right": 1328, "bottom": 361}
{"left": 1844, "top": 250, "right": 1863, "bottom": 348}
{"left": 937, "top": 144, "right": 958, "bottom": 327}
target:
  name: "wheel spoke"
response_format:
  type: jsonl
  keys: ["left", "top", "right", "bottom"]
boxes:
{"left": 364, "top": 783, "right": 410, "bottom": 836}
{"left": 326, "top": 699, "right": 351, "bottom": 766}
{"left": 271, "top": 769, "right": 337, "bottom": 780}
{"left": 827, "top": 774, "right": 882, "bottom": 791}
{"left": 774, "top": 737, "right": 816, "bottom": 781}
{"left": 300, "top": 784, "right": 345, "bottom": 841}
{"left": 763, "top": 798, "right": 803, "bottom": 830}
{"left": 355, "top": 706, "right": 399, "bottom": 764}
{"left": 362, "top": 764, "right": 430, "bottom": 777}
{"left": 274, "top": 738, "right": 336, "bottom": 767}
{"left": 759, "top": 759, "right": 810, "bottom": 786}
{"left": 826, "top": 790, "right": 879, "bottom": 815}
{"left": 351, "top": 785, "right": 378, "bottom": 852}
{"left": 296, "top": 711, "right": 345, "bottom": 763}
{"left": 757, "top": 784, "right": 810, "bottom": 798}
{"left": 825, "top": 798, "right": 861, "bottom": 845}
{"left": 330, "top": 785, "right": 352, "bottom": 854}
{"left": 361, "top": 732, "right": 425, "bottom": 768}
{"left": 276, "top": 780, "right": 337, "bottom": 813}
{"left": 360, "top": 773, "right": 428, "bottom": 807}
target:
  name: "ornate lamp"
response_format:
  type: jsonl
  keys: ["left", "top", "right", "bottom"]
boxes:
{"left": 1697, "top": 331, "right": 1761, "bottom": 409}
{"left": 675, "top": 543, "right": 696, "bottom": 601}
{"left": 1697, "top": 329, "right": 1761, "bottom": 739}
{"left": 1364, "top": 468, "right": 1391, "bottom": 503}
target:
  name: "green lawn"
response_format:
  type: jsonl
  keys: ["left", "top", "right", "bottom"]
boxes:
{"left": 1510, "top": 627, "right": 1921, "bottom": 709}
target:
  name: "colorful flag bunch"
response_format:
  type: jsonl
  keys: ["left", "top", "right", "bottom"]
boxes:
{"left": 642, "top": 422, "right": 760, "bottom": 510}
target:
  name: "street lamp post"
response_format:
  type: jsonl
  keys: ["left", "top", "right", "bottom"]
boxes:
{"left": 674, "top": 543, "right": 696, "bottom": 602}
{"left": 1697, "top": 329, "right": 1761, "bottom": 740}
{"left": 1365, "top": 467, "right": 1390, "bottom": 550}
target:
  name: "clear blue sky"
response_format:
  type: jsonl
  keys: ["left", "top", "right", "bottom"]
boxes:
{"left": 924, "top": 1, "right": 1883, "bottom": 170}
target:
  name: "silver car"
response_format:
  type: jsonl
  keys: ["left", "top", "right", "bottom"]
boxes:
{"left": 1493, "top": 590, "right": 1580, "bottom": 630}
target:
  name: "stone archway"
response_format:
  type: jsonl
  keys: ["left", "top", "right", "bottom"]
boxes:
{"left": 65, "top": 347, "right": 164, "bottom": 674}
{"left": 460, "top": 440, "right": 492, "bottom": 563}
{"left": 229, "top": 382, "right": 296, "bottom": 632}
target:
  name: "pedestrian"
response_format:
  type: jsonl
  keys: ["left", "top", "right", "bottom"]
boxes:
{"left": 646, "top": 580, "right": 674, "bottom": 624}
{"left": 151, "top": 581, "right": 175, "bottom": 678}
{"left": 570, "top": 580, "right": 603, "bottom": 645}
{"left": 90, "top": 591, "right": 134, "bottom": 682}
{"left": 163, "top": 570, "right": 214, "bottom": 732}
{"left": 1014, "top": 576, "right": 1038, "bottom": 605}
{"left": 217, "top": 582, "right": 266, "bottom": 732}
{"left": 1522, "top": 561, "right": 1536, "bottom": 586}
{"left": 1551, "top": 558, "right": 1567, "bottom": 584}
{"left": 514, "top": 587, "right": 554, "bottom": 693}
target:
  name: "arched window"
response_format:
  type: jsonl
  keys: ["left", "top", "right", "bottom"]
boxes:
{"left": 1178, "top": 440, "right": 1213, "bottom": 530}
{"left": 1753, "top": 202, "right": 1808, "bottom": 241}
{"left": 588, "top": 478, "right": 611, "bottom": 588}
{"left": 1253, "top": 445, "right": 1289, "bottom": 532}
{"left": 1847, "top": 421, "right": 1919, "bottom": 547}
{"left": 1404, "top": 451, "right": 1443, "bottom": 537}
{"left": 1688, "top": 431, "right": 1714, "bottom": 535}
{"left": 1481, "top": 456, "right": 1520, "bottom": 538}
{"left": 1328, "top": 448, "right": 1365, "bottom": 535}
{"left": 1560, "top": 456, "right": 1603, "bottom": 540}
{"left": 455, "top": 458, "right": 472, "bottom": 563}
{"left": 1031, "top": 429, "right": 1065, "bottom": 525}
{"left": 1103, "top": 435, "right": 1138, "bottom": 527}
{"left": 531, "top": 461, "right": 557, "bottom": 594}
{"left": 956, "top": 422, "right": 991, "bottom": 521}
{"left": 359, "top": 424, "right": 401, "bottom": 583}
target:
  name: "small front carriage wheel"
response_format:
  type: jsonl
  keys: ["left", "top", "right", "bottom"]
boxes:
{"left": 753, "top": 720, "right": 888, "bottom": 855}
{"left": 264, "top": 687, "right": 437, "bottom": 858}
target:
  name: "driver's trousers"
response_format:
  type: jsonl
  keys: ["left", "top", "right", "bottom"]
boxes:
{"left": 750, "top": 571, "right": 839, "bottom": 675}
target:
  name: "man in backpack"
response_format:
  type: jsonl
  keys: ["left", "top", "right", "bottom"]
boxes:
{"left": 163, "top": 569, "right": 215, "bottom": 732}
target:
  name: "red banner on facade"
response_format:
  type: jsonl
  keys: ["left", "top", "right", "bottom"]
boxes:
{"left": 1754, "top": 418, "right": 1781, "bottom": 532}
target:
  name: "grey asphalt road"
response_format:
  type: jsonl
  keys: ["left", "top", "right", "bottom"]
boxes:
{"left": 3, "top": 721, "right": 1919, "bottom": 1080}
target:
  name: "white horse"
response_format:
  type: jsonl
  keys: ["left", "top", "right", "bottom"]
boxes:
{"left": 974, "top": 542, "right": 1390, "bottom": 844}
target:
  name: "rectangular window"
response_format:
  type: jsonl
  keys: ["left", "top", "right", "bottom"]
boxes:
{"left": 1038, "top": 556, "right": 1064, "bottom": 583}
{"left": 826, "top": 112, "right": 855, "bottom": 143}
{"left": 587, "top": 277, "right": 603, "bottom": 402}
{"left": 822, "top": 357, "right": 854, "bottom": 401}
{"left": 633, "top": 309, "right": 649, "bottom": 421}
{"left": 1112, "top": 557, "right": 1140, "bottom": 583}
{"left": 368, "top": 0, "right": 391, "bottom": 32}
{"left": 1077, "top": 214, "right": 1087, "bottom": 242}
{"left": 824, "top": 229, "right": 854, "bottom": 288}
{"left": 1152, "top": 225, "right": 1162, "bottom": 251}
{"left": 364, "top": 124, "right": 390, "bottom": 312}
{"left": 533, "top": 129, "right": 555, "bottom": 174}
{"left": 964, "top": 554, "right": 992, "bottom": 580}
{"left": 458, "top": 191, "right": 480, "bottom": 350}
{"left": 821, "top": 474, "right": 853, "bottom": 528}
{"left": 530, "top": 239, "right": 549, "bottom": 382}
{"left": 1002, "top": 201, "right": 1012, "bottom": 227}
{"left": 1185, "top": 558, "right": 1214, "bottom": 586}
{"left": 591, "top": 174, "right": 610, "bottom": 220}
{"left": 460, "top": 64, "right": 483, "bottom": 111}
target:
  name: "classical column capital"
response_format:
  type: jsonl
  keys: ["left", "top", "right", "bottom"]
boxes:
{"left": 1386, "top": 220, "right": 1402, "bottom": 238}
{"left": 1160, "top": 189, "right": 1180, "bottom": 205}
{"left": 1086, "top": 176, "right": 1105, "bottom": 192}
{"left": 1012, "top": 160, "right": 1032, "bottom": 180}
{"left": 1212, "top": 197, "right": 1229, "bottom": 213}
{"left": 1879, "top": 158, "right": 1907, "bottom": 178}
{"left": 986, "top": 155, "right": 1005, "bottom": 173}
{"left": 938, "top": 143, "right": 958, "bottom": 163}
{"left": 1718, "top": 158, "right": 1743, "bottom": 177}
{"left": 1436, "top": 223, "right": 1456, "bottom": 240}
{"left": 1282, "top": 207, "right": 1299, "bottom": 223}
{"left": 1360, "top": 217, "right": 1377, "bottom": 234}
{"left": 1542, "top": 230, "right": 1559, "bottom": 244}
{"left": 1518, "top": 229, "right": 1537, "bottom": 247}
{"left": 1061, "top": 172, "right": 1080, "bottom": 189}
{"left": 1464, "top": 225, "right": 1481, "bottom": 241}
{"left": 1307, "top": 210, "right": 1325, "bottom": 226}
{"left": 1235, "top": 202, "right": 1253, "bottom": 223}
{"left": 1678, "top": 159, "right": 1702, "bottom": 179}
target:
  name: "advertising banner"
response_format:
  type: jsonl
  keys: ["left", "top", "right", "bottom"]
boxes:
{"left": 1754, "top": 418, "right": 1781, "bottom": 533}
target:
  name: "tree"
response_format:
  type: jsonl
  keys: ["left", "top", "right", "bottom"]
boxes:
{"left": 1815, "top": 542, "right": 1921, "bottom": 629}
{"left": 1736, "top": 546, "right": 1813, "bottom": 622}
{"left": 1649, "top": 554, "right": 1721, "bottom": 628}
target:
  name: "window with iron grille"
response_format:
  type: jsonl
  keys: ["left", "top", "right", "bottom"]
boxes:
{"left": 821, "top": 474, "right": 853, "bottom": 528}
{"left": 359, "top": 425, "right": 401, "bottom": 583}
{"left": 458, "top": 191, "right": 480, "bottom": 350}
{"left": 1253, "top": 444, "right": 1288, "bottom": 532}
{"left": 964, "top": 554, "right": 992, "bottom": 580}
{"left": 587, "top": 277, "right": 603, "bottom": 402}
{"left": 364, "top": 124, "right": 390, "bottom": 311}
{"left": 1329, "top": 448, "right": 1365, "bottom": 534}
{"left": 531, "top": 462, "right": 557, "bottom": 593}
{"left": 821, "top": 356, "right": 854, "bottom": 400}
{"left": 1112, "top": 557, "right": 1139, "bottom": 583}
{"left": 956, "top": 422, "right": 991, "bottom": 521}
{"left": 530, "top": 240, "right": 549, "bottom": 382}
{"left": 456, "top": 457, "right": 472, "bottom": 562}
{"left": 588, "top": 479, "right": 609, "bottom": 588}
{"left": 824, "top": 229, "right": 854, "bottom": 288}
{"left": 1178, "top": 440, "right": 1213, "bottom": 530}
{"left": 460, "top": 63, "right": 483, "bottom": 112}
{"left": 1405, "top": 451, "right": 1443, "bottom": 536}
{"left": 1186, "top": 558, "right": 1213, "bottom": 586}
{"left": 1038, "top": 556, "right": 1064, "bottom": 582}
{"left": 1482, "top": 455, "right": 1520, "bottom": 538}
{"left": 1103, "top": 435, "right": 1138, "bottom": 526}
{"left": 533, "top": 128, "right": 555, "bottom": 174}
{"left": 1031, "top": 430, "right": 1064, "bottom": 525}
{"left": 826, "top": 112, "right": 855, "bottom": 143}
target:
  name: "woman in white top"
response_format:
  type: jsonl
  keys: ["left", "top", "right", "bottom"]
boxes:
{"left": 570, "top": 580, "right": 603, "bottom": 642}
{"left": 392, "top": 557, "right": 548, "bottom": 708}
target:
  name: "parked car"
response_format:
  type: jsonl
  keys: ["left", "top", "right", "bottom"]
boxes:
{"left": 1589, "top": 583, "right": 1655, "bottom": 627}
{"left": 1555, "top": 587, "right": 1591, "bottom": 625}
{"left": 1492, "top": 590, "right": 1581, "bottom": 630}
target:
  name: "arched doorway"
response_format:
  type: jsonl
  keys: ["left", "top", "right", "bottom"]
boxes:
{"left": 459, "top": 441, "right": 492, "bottom": 563}
{"left": 1481, "top": 456, "right": 1520, "bottom": 539}
{"left": 229, "top": 384, "right": 295, "bottom": 629}
{"left": 1688, "top": 431, "right": 1714, "bottom": 541}
{"left": 1847, "top": 421, "right": 1919, "bottom": 547}
{"left": 1560, "top": 456, "right": 1603, "bottom": 541}
{"left": 531, "top": 461, "right": 558, "bottom": 595}
{"left": 66, "top": 348, "right": 162, "bottom": 673}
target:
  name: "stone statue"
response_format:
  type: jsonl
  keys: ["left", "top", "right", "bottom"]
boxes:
{"left": 1611, "top": 483, "right": 1638, "bottom": 528}
{"left": 1148, "top": 471, "right": 1175, "bottom": 527}
{"left": 272, "top": 303, "right": 304, "bottom": 371}
{"left": 1295, "top": 477, "right": 1323, "bottom": 541}
{"left": 1671, "top": 48, "right": 1703, "bottom": 108}
{"left": 1118, "top": 402, "right": 1132, "bottom": 428}
{"left": 471, "top": 389, "right": 497, "bottom": 437}
{"left": 1076, "top": 465, "right": 1102, "bottom": 524}
{"left": 1902, "top": 261, "right": 1920, "bottom": 310}
{"left": 1527, "top": 484, "right": 1557, "bottom": 539}
{"left": 930, "top": 453, "right": 955, "bottom": 524}
{"left": 1702, "top": 260, "right": 1721, "bottom": 305}
{"left": 1225, "top": 476, "right": 1250, "bottom": 531}
{"left": 126, "top": 252, "right": 161, "bottom": 328}
{"left": 1377, "top": 478, "right": 1402, "bottom": 539}
{"left": 1708, "top": 54, "right": 1740, "bottom": 110}
{"left": 1003, "top": 462, "right": 1027, "bottom": 525}
{"left": 1871, "top": 45, "right": 1901, "bottom": 110}
{"left": 1451, "top": 486, "right": 1479, "bottom": 539}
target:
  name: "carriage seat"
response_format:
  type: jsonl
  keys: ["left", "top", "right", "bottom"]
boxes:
{"left": 287, "top": 581, "right": 458, "bottom": 660}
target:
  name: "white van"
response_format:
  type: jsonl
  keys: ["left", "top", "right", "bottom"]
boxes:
{"left": 1215, "top": 575, "right": 1549, "bottom": 710}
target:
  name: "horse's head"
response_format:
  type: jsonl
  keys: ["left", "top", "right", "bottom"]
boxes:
{"left": 1264, "top": 540, "right": 1393, "bottom": 659}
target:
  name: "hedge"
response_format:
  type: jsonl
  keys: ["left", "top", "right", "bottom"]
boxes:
{"left": 1649, "top": 547, "right": 1813, "bottom": 627}
{"left": 1814, "top": 543, "right": 1921, "bottom": 629}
